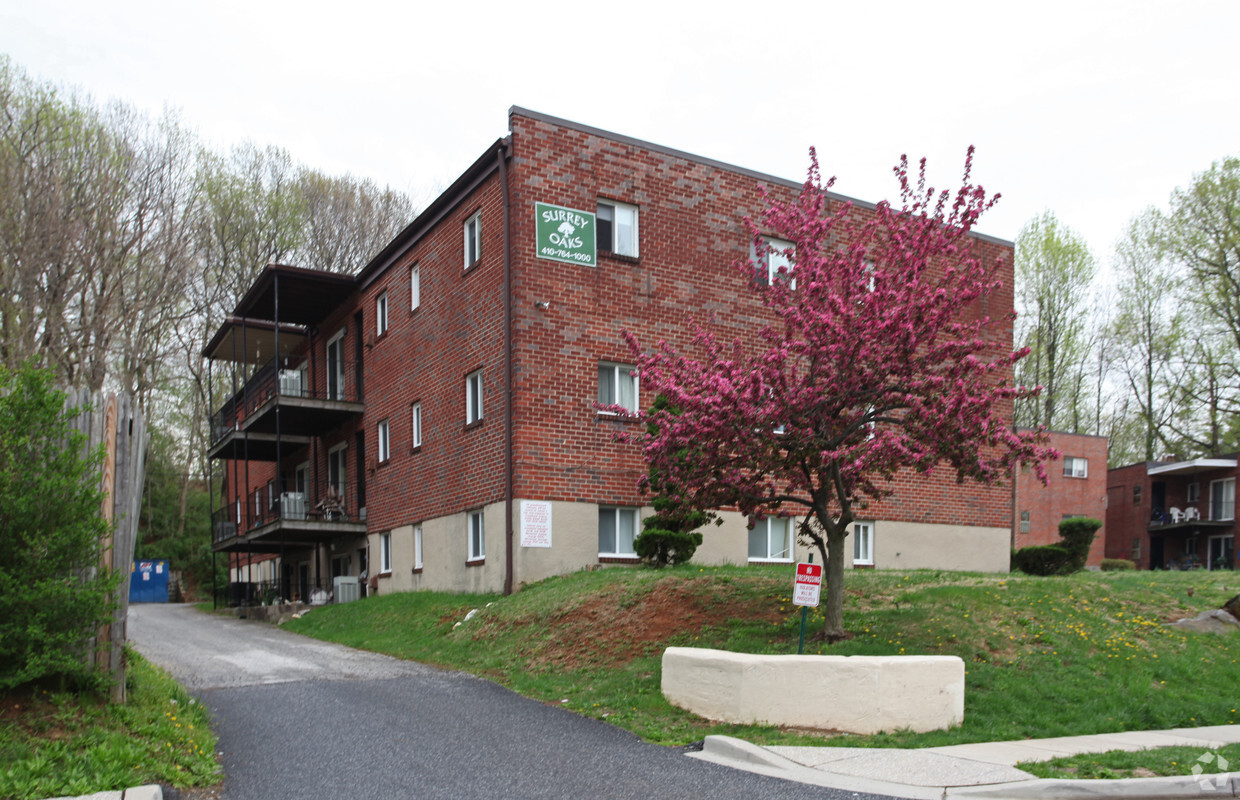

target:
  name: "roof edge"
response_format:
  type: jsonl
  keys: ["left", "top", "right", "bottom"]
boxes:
{"left": 508, "top": 106, "right": 1015, "bottom": 249}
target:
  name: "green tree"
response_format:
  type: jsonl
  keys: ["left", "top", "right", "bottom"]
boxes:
{"left": 0, "top": 362, "right": 118, "bottom": 691}
{"left": 1014, "top": 212, "right": 1098, "bottom": 431}
{"left": 1162, "top": 158, "right": 1240, "bottom": 453}
{"left": 1107, "top": 210, "right": 1185, "bottom": 462}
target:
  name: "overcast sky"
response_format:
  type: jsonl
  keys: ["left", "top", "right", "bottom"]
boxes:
{"left": 2, "top": 0, "right": 1237, "bottom": 273}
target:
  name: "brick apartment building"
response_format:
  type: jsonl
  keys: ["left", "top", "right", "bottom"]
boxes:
{"left": 207, "top": 108, "right": 1021, "bottom": 603}
{"left": 1011, "top": 431, "right": 1109, "bottom": 567}
{"left": 1106, "top": 456, "right": 1238, "bottom": 570}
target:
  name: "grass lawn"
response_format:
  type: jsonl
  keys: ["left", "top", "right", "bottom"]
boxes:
{"left": 285, "top": 565, "right": 1240, "bottom": 753}
{"left": 0, "top": 651, "right": 220, "bottom": 800}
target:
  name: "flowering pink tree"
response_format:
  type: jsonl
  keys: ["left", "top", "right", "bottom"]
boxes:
{"left": 624, "top": 149, "right": 1052, "bottom": 642}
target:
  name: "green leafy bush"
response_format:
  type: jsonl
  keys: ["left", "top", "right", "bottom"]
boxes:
{"left": 634, "top": 528, "right": 703, "bottom": 567}
{"left": 1100, "top": 558, "right": 1136, "bottom": 571}
{"left": 634, "top": 394, "right": 715, "bottom": 567}
{"left": 1058, "top": 517, "right": 1103, "bottom": 573}
{"left": 0, "top": 363, "right": 119, "bottom": 691}
{"left": 1013, "top": 545, "right": 1073, "bottom": 576}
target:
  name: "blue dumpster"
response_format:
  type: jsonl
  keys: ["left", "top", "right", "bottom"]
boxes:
{"left": 130, "top": 560, "right": 170, "bottom": 603}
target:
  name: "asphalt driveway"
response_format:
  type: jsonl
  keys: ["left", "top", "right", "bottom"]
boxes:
{"left": 128, "top": 604, "right": 893, "bottom": 800}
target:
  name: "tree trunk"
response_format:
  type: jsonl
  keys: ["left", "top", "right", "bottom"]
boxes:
{"left": 818, "top": 526, "right": 851, "bottom": 643}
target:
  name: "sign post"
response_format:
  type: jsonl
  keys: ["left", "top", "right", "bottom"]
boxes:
{"left": 792, "top": 556, "right": 821, "bottom": 654}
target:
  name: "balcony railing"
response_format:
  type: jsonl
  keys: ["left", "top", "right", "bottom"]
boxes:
{"left": 212, "top": 480, "right": 360, "bottom": 542}
{"left": 210, "top": 354, "right": 361, "bottom": 442}
{"left": 215, "top": 576, "right": 362, "bottom": 608}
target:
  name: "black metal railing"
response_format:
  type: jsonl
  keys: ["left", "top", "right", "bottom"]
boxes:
{"left": 209, "top": 354, "right": 361, "bottom": 442}
{"left": 214, "top": 576, "right": 361, "bottom": 608}
{"left": 212, "top": 480, "right": 360, "bottom": 542}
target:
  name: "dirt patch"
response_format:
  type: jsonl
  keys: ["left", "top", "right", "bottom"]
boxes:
{"left": 523, "top": 578, "right": 783, "bottom": 671}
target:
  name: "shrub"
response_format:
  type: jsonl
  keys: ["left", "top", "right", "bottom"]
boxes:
{"left": 1013, "top": 545, "right": 1074, "bottom": 576}
{"left": 634, "top": 528, "right": 704, "bottom": 567}
{"left": 634, "top": 394, "right": 716, "bottom": 567}
{"left": 1058, "top": 517, "right": 1103, "bottom": 573}
{"left": 1100, "top": 558, "right": 1136, "bottom": 572}
{"left": 0, "top": 363, "right": 119, "bottom": 691}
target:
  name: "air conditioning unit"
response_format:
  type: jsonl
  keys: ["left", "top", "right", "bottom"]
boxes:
{"left": 281, "top": 492, "right": 307, "bottom": 520}
{"left": 333, "top": 576, "right": 360, "bottom": 604}
{"left": 279, "top": 369, "right": 303, "bottom": 397}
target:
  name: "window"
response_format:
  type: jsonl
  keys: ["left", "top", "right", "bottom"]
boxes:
{"left": 597, "top": 201, "right": 638, "bottom": 257}
{"left": 379, "top": 531, "right": 392, "bottom": 573}
{"left": 376, "top": 291, "right": 389, "bottom": 336}
{"left": 1062, "top": 457, "right": 1088, "bottom": 478}
{"left": 748, "top": 517, "right": 792, "bottom": 561}
{"left": 853, "top": 521, "right": 874, "bottom": 566}
{"left": 1133, "top": 485, "right": 1143, "bottom": 505}
{"left": 410, "top": 263, "right": 421, "bottom": 311}
{"left": 328, "top": 443, "right": 347, "bottom": 495}
{"left": 414, "top": 524, "right": 423, "bottom": 570}
{"left": 597, "top": 362, "right": 639, "bottom": 413}
{"left": 1187, "top": 482, "right": 1200, "bottom": 504}
{"left": 465, "top": 370, "right": 483, "bottom": 424}
{"left": 326, "top": 328, "right": 345, "bottom": 401}
{"left": 1019, "top": 510, "right": 1030, "bottom": 534}
{"left": 598, "top": 507, "right": 638, "bottom": 557}
{"left": 755, "top": 236, "right": 795, "bottom": 287}
{"left": 468, "top": 510, "right": 485, "bottom": 562}
{"left": 464, "top": 211, "right": 481, "bottom": 269}
{"left": 1209, "top": 478, "right": 1235, "bottom": 521}
{"left": 411, "top": 402, "right": 423, "bottom": 448}
{"left": 377, "top": 419, "right": 390, "bottom": 463}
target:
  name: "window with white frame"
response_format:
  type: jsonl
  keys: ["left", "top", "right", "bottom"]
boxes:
{"left": 598, "top": 507, "right": 638, "bottom": 557}
{"left": 376, "top": 291, "right": 389, "bottom": 336}
{"left": 755, "top": 236, "right": 795, "bottom": 287}
{"left": 853, "top": 521, "right": 874, "bottom": 566}
{"left": 748, "top": 517, "right": 793, "bottom": 561}
{"left": 597, "top": 362, "right": 639, "bottom": 413}
{"left": 464, "top": 211, "right": 481, "bottom": 269}
{"left": 410, "top": 263, "right": 421, "bottom": 311}
{"left": 1062, "top": 456, "right": 1088, "bottom": 478}
{"left": 377, "top": 419, "right": 390, "bottom": 463}
{"left": 597, "top": 200, "right": 638, "bottom": 257}
{"left": 379, "top": 531, "right": 392, "bottom": 573}
{"left": 468, "top": 510, "right": 485, "bottom": 562}
{"left": 1019, "top": 510, "right": 1030, "bottom": 534}
{"left": 411, "top": 402, "right": 423, "bottom": 448}
{"left": 1209, "top": 478, "right": 1235, "bottom": 521}
{"left": 465, "top": 370, "right": 483, "bottom": 424}
{"left": 414, "top": 524, "right": 423, "bottom": 570}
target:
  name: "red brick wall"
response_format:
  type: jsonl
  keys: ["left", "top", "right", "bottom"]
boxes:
{"left": 499, "top": 111, "right": 1016, "bottom": 529}
{"left": 1013, "top": 431, "right": 1109, "bottom": 566}
{"left": 218, "top": 110, "right": 1020, "bottom": 543}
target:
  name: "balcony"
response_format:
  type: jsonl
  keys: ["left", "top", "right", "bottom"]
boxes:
{"left": 208, "top": 354, "right": 364, "bottom": 462}
{"left": 211, "top": 480, "right": 367, "bottom": 552}
{"left": 1148, "top": 502, "right": 1234, "bottom": 532}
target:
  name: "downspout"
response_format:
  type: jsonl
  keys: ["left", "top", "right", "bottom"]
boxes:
{"left": 499, "top": 141, "right": 514, "bottom": 596}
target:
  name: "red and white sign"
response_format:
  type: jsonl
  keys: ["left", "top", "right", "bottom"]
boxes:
{"left": 792, "top": 562, "right": 822, "bottom": 607}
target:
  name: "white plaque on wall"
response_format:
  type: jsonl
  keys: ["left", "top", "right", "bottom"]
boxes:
{"left": 520, "top": 500, "right": 552, "bottom": 548}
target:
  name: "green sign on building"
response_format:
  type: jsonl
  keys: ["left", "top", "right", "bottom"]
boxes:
{"left": 535, "top": 202, "right": 596, "bottom": 266}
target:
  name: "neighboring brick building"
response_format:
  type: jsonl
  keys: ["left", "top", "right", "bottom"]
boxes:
{"left": 207, "top": 108, "right": 1021, "bottom": 602}
{"left": 1106, "top": 456, "right": 1238, "bottom": 570}
{"left": 1012, "top": 431, "right": 1109, "bottom": 567}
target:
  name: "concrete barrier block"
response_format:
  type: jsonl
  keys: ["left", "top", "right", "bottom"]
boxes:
{"left": 661, "top": 647, "right": 964, "bottom": 734}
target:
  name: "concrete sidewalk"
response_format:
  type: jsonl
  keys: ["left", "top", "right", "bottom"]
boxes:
{"left": 691, "top": 726, "right": 1240, "bottom": 799}
{"left": 45, "top": 787, "right": 161, "bottom": 800}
